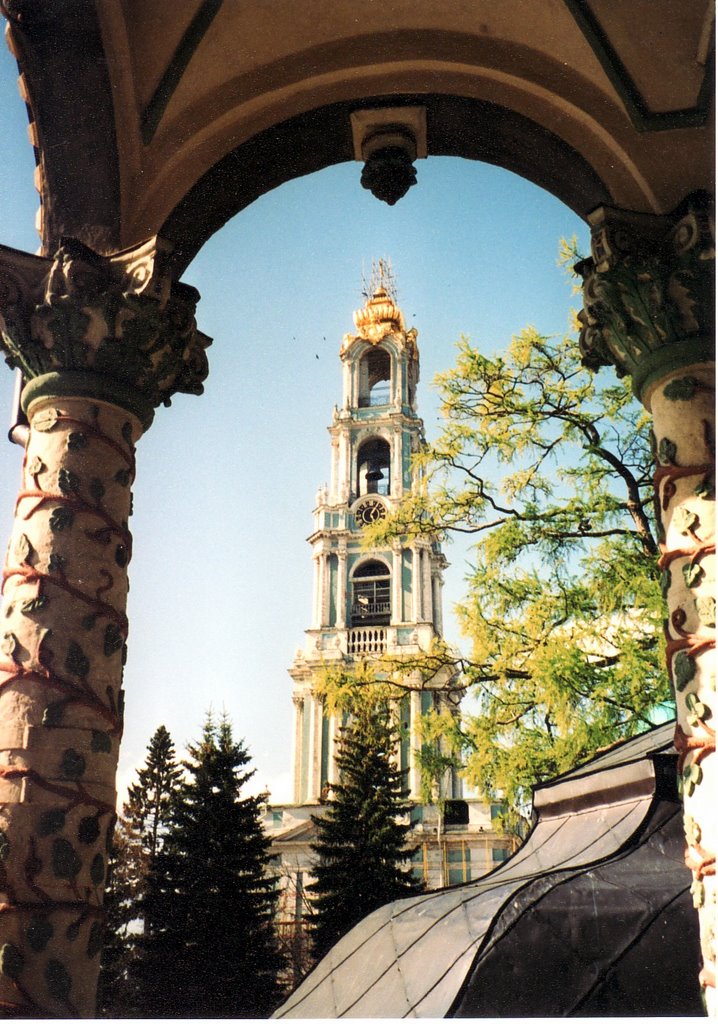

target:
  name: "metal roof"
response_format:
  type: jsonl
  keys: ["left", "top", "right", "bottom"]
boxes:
{"left": 274, "top": 721, "right": 701, "bottom": 1017}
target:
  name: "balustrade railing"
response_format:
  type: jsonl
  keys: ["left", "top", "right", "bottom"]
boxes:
{"left": 347, "top": 626, "right": 387, "bottom": 654}
{"left": 351, "top": 599, "right": 390, "bottom": 618}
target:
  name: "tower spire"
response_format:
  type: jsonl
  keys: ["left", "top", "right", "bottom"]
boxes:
{"left": 350, "top": 258, "right": 411, "bottom": 347}
{"left": 362, "top": 257, "right": 397, "bottom": 302}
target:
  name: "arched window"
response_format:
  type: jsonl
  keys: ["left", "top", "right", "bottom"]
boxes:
{"left": 351, "top": 559, "right": 391, "bottom": 626}
{"left": 358, "top": 347, "right": 391, "bottom": 407}
{"left": 357, "top": 437, "right": 390, "bottom": 496}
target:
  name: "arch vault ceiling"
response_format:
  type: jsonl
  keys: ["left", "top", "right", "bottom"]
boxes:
{"left": 2, "top": 0, "right": 713, "bottom": 271}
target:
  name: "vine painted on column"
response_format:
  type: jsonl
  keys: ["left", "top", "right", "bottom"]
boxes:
{"left": 575, "top": 192, "right": 716, "bottom": 1009}
{"left": 0, "top": 403, "right": 136, "bottom": 1016}
{"left": 656, "top": 379, "right": 716, "bottom": 995}
{"left": 0, "top": 236, "right": 210, "bottom": 1015}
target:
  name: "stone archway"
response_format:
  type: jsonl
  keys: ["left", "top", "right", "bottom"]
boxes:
{"left": 0, "top": 2, "right": 713, "bottom": 1015}
{"left": 2, "top": 3, "right": 712, "bottom": 256}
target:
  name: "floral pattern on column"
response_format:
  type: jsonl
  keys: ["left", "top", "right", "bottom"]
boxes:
{"left": 576, "top": 193, "right": 715, "bottom": 1012}
{"left": 0, "top": 237, "right": 210, "bottom": 1015}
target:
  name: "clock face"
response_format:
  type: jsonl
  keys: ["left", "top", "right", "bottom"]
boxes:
{"left": 354, "top": 499, "right": 387, "bottom": 526}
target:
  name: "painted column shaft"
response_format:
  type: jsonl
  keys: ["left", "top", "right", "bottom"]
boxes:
{"left": 576, "top": 195, "right": 715, "bottom": 1010}
{"left": 650, "top": 367, "right": 716, "bottom": 1009}
{"left": 0, "top": 236, "right": 209, "bottom": 1017}
{"left": 0, "top": 397, "right": 138, "bottom": 1016}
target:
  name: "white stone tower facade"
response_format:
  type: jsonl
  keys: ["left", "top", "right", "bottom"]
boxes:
{"left": 289, "top": 265, "right": 456, "bottom": 805}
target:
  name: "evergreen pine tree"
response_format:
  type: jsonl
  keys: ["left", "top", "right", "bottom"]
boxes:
{"left": 98, "top": 814, "right": 146, "bottom": 1016}
{"left": 138, "top": 714, "right": 284, "bottom": 1018}
{"left": 126, "top": 723, "right": 184, "bottom": 872}
{"left": 100, "top": 725, "right": 182, "bottom": 1015}
{"left": 309, "top": 700, "right": 423, "bottom": 960}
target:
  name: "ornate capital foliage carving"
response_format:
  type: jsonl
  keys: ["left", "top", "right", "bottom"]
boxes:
{"left": 0, "top": 237, "right": 211, "bottom": 428}
{"left": 575, "top": 193, "right": 715, "bottom": 404}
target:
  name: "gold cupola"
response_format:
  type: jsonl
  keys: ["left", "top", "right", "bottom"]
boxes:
{"left": 352, "top": 285, "right": 405, "bottom": 342}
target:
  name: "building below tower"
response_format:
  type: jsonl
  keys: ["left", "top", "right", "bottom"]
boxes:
{"left": 262, "top": 265, "right": 513, "bottom": 984}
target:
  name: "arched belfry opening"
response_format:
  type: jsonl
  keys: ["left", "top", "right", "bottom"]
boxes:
{"left": 351, "top": 558, "right": 391, "bottom": 626}
{"left": 358, "top": 346, "right": 391, "bottom": 407}
{"left": 357, "top": 436, "right": 390, "bottom": 496}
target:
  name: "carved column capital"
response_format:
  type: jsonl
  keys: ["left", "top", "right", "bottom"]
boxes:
{"left": 575, "top": 193, "right": 715, "bottom": 406}
{"left": 0, "top": 237, "right": 211, "bottom": 429}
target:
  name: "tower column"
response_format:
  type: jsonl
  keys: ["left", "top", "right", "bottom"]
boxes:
{"left": 409, "top": 689, "right": 423, "bottom": 799}
{"left": 412, "top": 545, "right": 423, "bottom": 621}
{"left": 391, "top": 432, "right": 402, "bottom": 496}
{"left": 421, "top": 546, "right": 433, "bottom": 625}
{"left": 342, "top": 358, "right": 352, "bottom": 410}
{"left": 327, "top": 712, "right": 339, "bottom": 787}
{"left": 334, "top": 427, "right": 348, "bottom": 502}
{"left": 391, "top": 543, "right": 403, "bottom": 624}
{"left": 392, "top": 351, "right": 402, "bottom": 406}
{"left": 319, "top": 552, "right": 330, "bottom": 628}
{"left": 312, "top": 554, "right": 321, "bottom": 628}
{"left": 309, "top": 696, "right": 324, "bottom": 801}
{"left": 576, "top": 194, "right": 715, "bottom": 1011}
{"left": 336, "top": 549, "right": 347, "bottom": 629}
{"left": 330, "top": 435, "right": 339, "bottom": 503}
{"left": 432, "top": 567, "right": 445, "bottom": 634}
{"left": 291, "top": 692, "right": 305, "bottom": 804}
{"left": 0, "top": 238, "right": 209, "bottom": 1017}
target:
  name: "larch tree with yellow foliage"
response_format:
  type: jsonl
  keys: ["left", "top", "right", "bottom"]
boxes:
{"left": 369, "top": 324, "right": 668, "bottom": 817}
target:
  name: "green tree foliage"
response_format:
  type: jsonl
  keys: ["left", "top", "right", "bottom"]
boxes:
{"left": 99, "top": 725, "right": 182, "bottom": 1016}
{"left": 99, "top": 814, "right": 146, "bottom": 1016}
{"left": 370, "top": 327, "right": 668, "bottom": 814}
{"left": 309, "top": 693, "right": 423, "bottom": 960}
{"left": 126, "top": 724, "right": 183, "bottom": 871}
{"left": 137, "top": 714, "right": 284, "bottom": 1018}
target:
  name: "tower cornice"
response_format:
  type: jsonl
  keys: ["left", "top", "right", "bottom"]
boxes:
{"left": 340, "top": 326, "right": 418, "bottom": 360}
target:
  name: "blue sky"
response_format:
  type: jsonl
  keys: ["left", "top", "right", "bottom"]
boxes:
{"left": 0, "top": 43, "right": 589, "bottom": 801}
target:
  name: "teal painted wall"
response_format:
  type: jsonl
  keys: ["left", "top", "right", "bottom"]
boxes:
{"left": 402, "top": 549, "right": 412, "bottom": 620}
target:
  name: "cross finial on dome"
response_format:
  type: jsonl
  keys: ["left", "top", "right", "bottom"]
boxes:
{"left": 362, "top": 258, "right": 397, "bottom": 302}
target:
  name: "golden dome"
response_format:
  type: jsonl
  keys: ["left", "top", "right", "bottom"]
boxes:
{"left": 352, "top": 286, "right": 405, "bottom": 342}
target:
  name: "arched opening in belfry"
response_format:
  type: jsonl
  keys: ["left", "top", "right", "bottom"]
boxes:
{"left": 358, "top": 346, "right": 391, "bottom": 407}
{"left": 351, "top": 558, "right": 391, "bottom": 626}
{"left": 357, "top": 436, "right": 390, "bottom": 496}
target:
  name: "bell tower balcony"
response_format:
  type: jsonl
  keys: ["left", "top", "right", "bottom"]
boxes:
{"left": 297, "top": 622, "right": 438, "bottom": 662}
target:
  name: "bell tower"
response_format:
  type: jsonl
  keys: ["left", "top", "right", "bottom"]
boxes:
{"left": 289, "top": 263, "right": 455, "bottom": 804}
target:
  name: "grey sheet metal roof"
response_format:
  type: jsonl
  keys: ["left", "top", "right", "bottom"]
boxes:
{"left": 274, "top": 721, "right": 700, "bottom": 1018}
